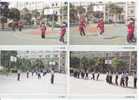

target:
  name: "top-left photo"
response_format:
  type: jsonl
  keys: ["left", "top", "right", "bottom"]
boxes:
{"left": 0, "top": 0, "right": 68, "bottom": 45}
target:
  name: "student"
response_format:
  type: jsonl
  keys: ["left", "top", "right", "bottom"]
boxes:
{"left": 133, "top": 72, "right": 137, "bottom": 88}
{"left": 115, "top": 72, "right": 119, "bottom": 85}
{"left": 85, "top": 70, "right": 89, "bottom": 80}
{"left": 27, "top": 71, "right": 29, "bottom": 78}
{"left": 96, "top": 72, "right": 100, "bottom": 80}
{"left": 97, "top": 17, "right": 104, "bottom": 38}
{"left": 79, "top": 16, "right": 86, "bottom": 36}
{"left": 51, "top": 70, "right": 55, "bottom": 84}
{"left": 81, "top": 71, "right": 84, "bottom": 79}
{"left": 125, "top": 72, "right": 129, "bottom": 87}
{"left": 37, "top": 71, "right": 41, "bottom": 79}
{"left": 120, "top": 72, "right": 125, "bottom": 87}
{"left": 18, "top": 20, "right": 23, "bottom": 31}
{"left": 40, "top": 22, "right": 46, "bottom": 39}
{"left": 106, "top": 72, "right": 109, "bottom": 83}
{"left": 127, "top": 18, "right": 135, "bottom": 43}
{"left": 31, "top": 70, "right": 34, "bottom": 76}
{"left": 12, "top": 20, "right": 17, "bottom": 31}
{"left": 59, "top": 22, "right": 66, "bottom": 43}
{"left": 109, "top": 72, "right": 113, "bottom": 84}
{"left": 91, "top": 71, "right": 95, "bottom": 80}
{"left": 17, "top": 70, "right": 21, "bottom": 81}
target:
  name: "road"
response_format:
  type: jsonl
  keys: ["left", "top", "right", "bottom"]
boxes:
{"left": 0, "top": 73, "right": 67, "bottom": 97}
{"left": 69, "top": 74, "right": 137, "bottom": 96}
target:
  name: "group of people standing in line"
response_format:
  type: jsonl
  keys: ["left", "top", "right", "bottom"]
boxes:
{"left": 70, "top": 69, "right": 137, "bottom": 89}
{"left": 71, "top": 70, "right": 100, "bottom": 81}
{"left": 17, "top": 69, "right": 55, "bottom": 84}
{"left": 106, "top": 72, "right": 137, "bottom": 88}
{"left": 78, "top": 16, "right": 136, "bottom": 43}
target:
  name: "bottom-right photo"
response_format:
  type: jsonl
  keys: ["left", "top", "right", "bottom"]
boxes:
{"left": 70, "top": 51, "right": 137, "bottom": 96}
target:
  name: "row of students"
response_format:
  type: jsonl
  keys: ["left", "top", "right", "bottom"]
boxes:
{"left": 71, "top": 70, "right": 100, "bottom": 81}
{"left": 106, "top": 72, "right": 137, "bottom": 88}
{"left": 17, "top": 69, "right": 55, "bottom": 84}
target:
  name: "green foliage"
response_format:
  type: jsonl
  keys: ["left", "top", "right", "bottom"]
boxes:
{"left": 70, "top": 57, "right": 80, "bottom": 68}
{"left": 112, "top": 57, "right": 127, "bottom": 72}
{"left": 32, "top": 9, "right": 40, "bottom": 18}
{"left": 8, "top": 8, "right": 20, "bottom": 21}
{"left": 70, "top": 55, "right": 129, "bottom": 73}
{"left": 21, "top": 8, "right": 32, "bottom": 25}
{"left": 1, "top": 51, "right": 17, "bottom": 68}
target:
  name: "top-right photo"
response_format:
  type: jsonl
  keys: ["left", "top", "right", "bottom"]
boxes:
{"left": 70, "top": 0, "right": 136, "bottom": 45}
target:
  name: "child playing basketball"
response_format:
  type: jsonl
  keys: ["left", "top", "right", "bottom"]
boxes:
{"left": 40, "top": 22, "right": 46, "bottom": 39}
{"left": 97, "top": 18, "right": 104, "bottom": 38}
{"left": 59, "top": 22, "right": 67, "bottom": 43}
{"left": 79, "top": 16, "right": 86, "bottom": 36}
{"left": 127, "top": 18, "right": 135, "bottom": 43}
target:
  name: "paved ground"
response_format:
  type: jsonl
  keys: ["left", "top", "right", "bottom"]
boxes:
{"left": 70, "top": 24, "right": 136, "bottom": 45}
{"left": 69, "top": 74, "right": 137, "bottom": 96}
{"left": 0, "top": 73, "right": 67, "bottom": 97}
{"left": 0, "top": 27, "right": 67, "bottom": 45}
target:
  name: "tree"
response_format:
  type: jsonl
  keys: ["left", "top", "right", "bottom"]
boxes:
{"left": 1, "top": 51, "right": 17, "bottom": 73}
{"left": 32, "top": 9, "right": 40, "bottom": 18}
{"left": 0, "top": 2, "right": 9, "bottom": 29}
{"left": 16, "top": 58, "right": 32, "bottom": 72}
{"left": 70, "top": 3, "right": 78, "bottom": 24}
{"left": 77, "top": 5, "right": 86, "bottom": 16}
{"left": 21, "top": 8, "right": 32, "bottom": 25}
{"left": 112, "top": 57, "right": 127, "bottom": 72}
{"left": 70, "top": 57, "right": 80, "bottom": 69}
{"left": 107, "top": 3, "right": 123, "bottom": 23}
{"left": 34, "top": 59, "right": 44, "bottom": 70}
{"left": 8, "top": 8, "right": 20, "bottom": 21}
{"left": 86, "top": 3, "right": 94, "bottom": 23}
{"left": 93, "top": 11, "right": 104, "bottom": 19}
{"left": 60, "top": 2, "right": 68, "bottom": 23}
{"left": 81, "top": 56, "right": 89, "bottom": 71}
{"left": 94, "top": 57, "right": 105, "bottom": 72}
{"left": 88, "top": 58, "right": 96, "bottom": 71}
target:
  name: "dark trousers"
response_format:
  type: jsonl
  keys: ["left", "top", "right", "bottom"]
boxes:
{"left": 80, "top": 28, "right": 86, "bottom": 36}
{"left": 134, "top": 78, "right": 137, "bottom": 88}
{"left": 17, "top": 74, "right": 20, "bottom": 81}
{"left": 59, "top": 34, "right": 65, "bottom": 43}
{"left": 120, "top": 78, "right": 124, "bottom": 87}
{"left": 125, "top": 77, "right": 128, "bottom": 87}
{"left": 97, "top": 74, "right": 99, "bottom": 80}
{"left": 19, "top": 26, "right": 22, "bottom": 31}
{"left": 115, "top": 77, "right": 118, "bottom": 85}
{"left": 41, "top": 32, "right": 45, "bottom": 38}
{"left": 51, "top": 74, "right": 54, "bottom": 84}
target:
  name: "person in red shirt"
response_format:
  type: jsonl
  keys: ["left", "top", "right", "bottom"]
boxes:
{"left": 18, "top": 20, "right": 23, "bottom": 31}
{"left": 127, "top": 18, "right": 135, "bottom": 43}
{"left": 79, "top": 16, "right": 86, "bottom": 36}
{"left": 59, "top": 22, "right": 66, "bottom": 43}
{"left": 40, "top": 22, "right": 46, "bottom": 39}
{"left": 97, "top": 18, "right": 104, "bottom": 36}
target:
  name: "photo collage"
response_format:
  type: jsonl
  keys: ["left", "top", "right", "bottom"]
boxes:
{"left": 0, "top": 0, "right": 137, "bottom": 99}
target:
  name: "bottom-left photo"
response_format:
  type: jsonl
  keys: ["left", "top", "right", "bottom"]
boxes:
{"left": 0, "top": 50, "right": 67, "bottom": 97}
